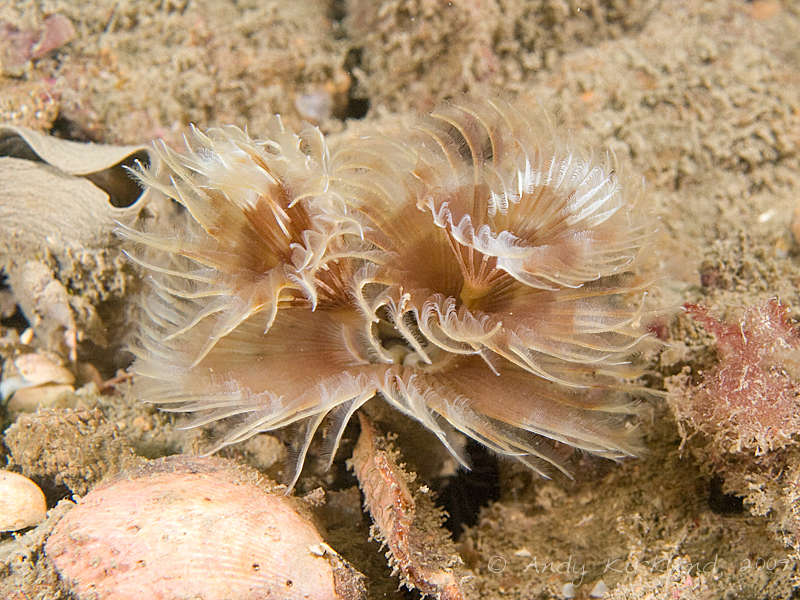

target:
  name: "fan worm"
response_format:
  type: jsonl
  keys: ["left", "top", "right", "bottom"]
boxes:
{"left": 120, "top": 97, "right": 658, "bottom": 489}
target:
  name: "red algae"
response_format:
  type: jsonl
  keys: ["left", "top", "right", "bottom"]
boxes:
{"left": 677, "top": 300, "right": 800, "bottom": 455}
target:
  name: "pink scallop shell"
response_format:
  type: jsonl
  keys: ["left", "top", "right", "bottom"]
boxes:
{"left": 45, "top": 456, "right": 364, "bottom": 600}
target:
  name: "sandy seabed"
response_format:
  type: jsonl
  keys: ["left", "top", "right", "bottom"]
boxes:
{"left": 1, "top": 1, "right": 800, "bottom": 598}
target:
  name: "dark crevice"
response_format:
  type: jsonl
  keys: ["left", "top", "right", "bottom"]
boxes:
{"left": 0, "top": 272, "right": 27, "bottom": 332}
{"left": 322, "top": 416, "right": 361, "bottom": 492}
{"left": 331, "top": 0, "right": 371, "bottom": 120}
{"left": 1, "top": 116, "right": 148, "bottom": 208}
{"left": 328, "top": 0, "right": 347, "bottom": 27}
{"left": 708, "top": 476, "right": 744, "bottom": 515}
{"left": 436, "top": 441, "right": 500, "bottom": 538}
{"left": 49, "top": 114, "right": 96, "bottom": 142}
{"left": 85, "top": 150, "right": 150, "bottom": 208}
{"left": 0, "top": 306, "right": 29, "bottom": 332}
{"left": 0, "top": 134, "right": 39, "bottom": 161}
{"left": 339, "top": 47, "right": 370, "bottom": 120}
{"left": 343, "top": 96, "right": 370, "bottom": 120}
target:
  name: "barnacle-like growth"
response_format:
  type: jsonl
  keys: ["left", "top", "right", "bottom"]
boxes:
{"left": 124, "top": 97, "right": 658, "bottom": 488}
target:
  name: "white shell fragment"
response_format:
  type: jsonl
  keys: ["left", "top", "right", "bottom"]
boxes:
{"left": 5, "top": 383, "right": 75, "bottom": 414}
{"left": 0, "top": 126, "right": 157, "bottom": 361}
{"left": 45, "top": 455, "right": 366, "bottom": 600}
{"left": 0, "top": 352, "right": 75, "bottom": 402}
{"left": 590, "top": 579, "right": 610, "bottom": 598}
{"left": 13, "top": 353, "right": 75, "bottom": 386}
{"left": 0, "top": 470, "right": 47, "bottom": 532}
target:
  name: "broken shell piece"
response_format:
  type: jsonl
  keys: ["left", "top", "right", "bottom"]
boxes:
{"left": 0, "top": 470, "right": 47, "bottom": 532}
{"left": 5, "top": 383, "right": 74, "bottom": 414}
{"left": 13, "top": 352, "right": 74, "bottom": 385}
{"left": 295, "top": 89, "right": 333, "bottom": 123}
{"left": 46, "top": 455, "right": 366, "bottom": 600}
{"left": 0, "top": 352, "right": 74, "bottom": 401}
{"left": 0, "top": 125, "right": 156, "bottom": 361}
{"left": 590, "top": 580, "right": 610, "bottom": 598}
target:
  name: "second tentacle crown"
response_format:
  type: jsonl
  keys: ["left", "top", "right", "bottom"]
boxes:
{"left": 120, "top": 96, "right": 659, "bottom": 489}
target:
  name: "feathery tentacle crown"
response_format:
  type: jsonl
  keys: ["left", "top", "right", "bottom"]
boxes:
{"left": 121, "top": 97, "right": 656, "bottom": 489}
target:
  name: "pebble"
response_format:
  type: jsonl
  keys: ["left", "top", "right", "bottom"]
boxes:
{"left": 0, "top": 352, "right": 74, "bottom": 404}
{"left": 0, "top": 470, "right": 47, "bottom": 532}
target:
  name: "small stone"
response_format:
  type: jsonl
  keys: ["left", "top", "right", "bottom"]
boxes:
{"left": 0, "top": 470, "right": 47, "bottom": 532}
{"left": 589, "top": 580, "right": 609, "bottom": 598}
{"left": 295, "top": 89, "right": 333, "bottom": 123}
{"left": 19, "top": 328, "right": 34, "bottom": 344}
{"left": 1, "top": 351, "right": 74, "bottom": 401}
{"left": 14, "top": 352, "right": 74, "bottom": 386}
{"left": 5, "top": 382, "right": 74, "bottom": 414}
